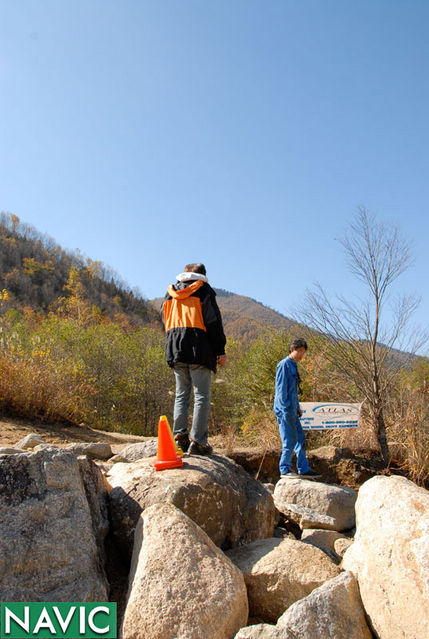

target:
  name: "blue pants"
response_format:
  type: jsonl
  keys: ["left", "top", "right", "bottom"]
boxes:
{"left": 173, "top": 363, "right": 212, "bottom": 445}
{"left": 275, "top": 409, "right": 311, "bottom": 475}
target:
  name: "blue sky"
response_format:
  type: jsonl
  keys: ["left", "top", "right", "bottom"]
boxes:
{"left": 1, "top": 1, "right": 428, "bottom": 351}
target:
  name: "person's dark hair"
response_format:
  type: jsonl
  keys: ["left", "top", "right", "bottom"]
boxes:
{"left": 184, "top": 263, "right": 206, "bottom": 275}
{"left": 289, "top": 338, "right": 308, "bottom": 352}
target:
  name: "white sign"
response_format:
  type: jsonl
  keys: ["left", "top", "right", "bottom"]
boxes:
{"left": 300, "top": 402, "right": 361, "bottom": 430}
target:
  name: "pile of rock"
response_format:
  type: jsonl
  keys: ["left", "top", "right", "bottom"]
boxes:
{"left": 235, "top": 474, "right": 429, "bottom": 639}
{"left": 0, "top": 437, "right": 428, "bottom": 639}
{"left": 273, "top": 476, "right": 357, "bottom": 562}
{"left": 235, "top": 571, "right": 372, "bottom": 639}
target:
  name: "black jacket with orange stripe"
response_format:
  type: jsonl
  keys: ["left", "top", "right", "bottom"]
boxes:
{"left": 162, "top": 279, "right": 226, "bottom": 372}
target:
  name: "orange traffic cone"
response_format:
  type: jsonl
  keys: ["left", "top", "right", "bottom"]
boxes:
{"left": 154, "top": 416, "right": 184, "bottom": 471}
{"left": 161, "top": 414, "right": 184, "bottom": 458}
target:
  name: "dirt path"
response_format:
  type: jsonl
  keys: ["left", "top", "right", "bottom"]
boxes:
{"left": 0, "top": 416, "right": 150, "bottom": 453}
{"left": 0, "top": 415, "right": 256, "bottom": 457}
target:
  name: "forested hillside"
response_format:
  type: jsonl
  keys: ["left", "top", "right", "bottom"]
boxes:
{"left": 215, "top": 289, "right": 295, "bottom": 344}
{"left": 1, "top": 211, "right": 297, "bottom": 342}
{"left": 0, "top": 212, "right": 156, "bottom": 325}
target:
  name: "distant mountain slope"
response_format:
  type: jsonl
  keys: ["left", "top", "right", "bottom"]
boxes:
{"left": 214, "top": 289, "right": 296, "bottom": 343}
{"left": 150, "top": 288, "right": 296, "bottom": 344}
{"left": 0, "top": 212, "right": 157, "bottom": 325}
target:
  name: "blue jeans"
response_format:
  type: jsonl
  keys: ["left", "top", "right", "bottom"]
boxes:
{"left": 275, "top": 409, "right": 311, "bottom": 475}
{"left": 173, "top": 363, "right": 212, "bottom": 445}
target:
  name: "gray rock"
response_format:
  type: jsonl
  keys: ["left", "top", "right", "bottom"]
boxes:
{"left": 16, "top": 433, "right": 46, "bottom": 449}
{"left": 343, "top": 475, "right": 429, "bottom": 639}
{"left": 0, "top": 449, "right": 109, "bottom": 601}
{"left": 119, "top": 440, "right": 158, "bottom": 461}
{"left": 278, "top": 503, "right": 339, "bottom": 530}
{"left": 120, "top": 503, "right": 248, "bottom": 639}
{"left": 276, "top": 571, "right": 372, "bottom": 639}
{"left": 227, "top": 536, "right": 340, "bottom": 623}
{"left": 65, "top": 442, "right": 113, "bottom": 460}
{"left": 108, "top": 455, "right": 275, "bottom": 559}
{"left": 274, "top": 478, "right": 357, "bottom": 531}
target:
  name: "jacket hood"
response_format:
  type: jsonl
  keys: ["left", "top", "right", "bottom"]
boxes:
{"left": 167, "top": 280, "right": 204, "bottom": 299}
{"left": 176, "top": 272, "right": 208, "bottom": 284}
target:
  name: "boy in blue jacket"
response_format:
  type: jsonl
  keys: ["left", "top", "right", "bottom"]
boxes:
{"left": 274, "top": 338, "right": 321, "bottom": 479}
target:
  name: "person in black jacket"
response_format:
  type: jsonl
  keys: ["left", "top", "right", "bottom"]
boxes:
{"left": 162, "top": 263, "right": 226, "bottom": 455}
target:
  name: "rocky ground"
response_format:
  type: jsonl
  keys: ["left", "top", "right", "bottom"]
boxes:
{"left": 1, "top": 414, "right": 427, "bottom": 638}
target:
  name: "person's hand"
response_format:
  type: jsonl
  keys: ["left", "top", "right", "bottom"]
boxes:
{"left": 297, "top": 407, "right": 302, "bottom": 417}
{"left": 217, "top": 354, "right": 227, "bottom": 367}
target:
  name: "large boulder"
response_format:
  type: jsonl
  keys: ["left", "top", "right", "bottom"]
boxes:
{"left": 343, "top": 475, "right": 429, "bottom": 639}
{"left": 120, "top": 502, "right": 248, "bottom": 639}
{"left": 108, "top": 454, "right": 275, "bottom": 558}
{"left": 0, "top": 449, "right": 109, "bottom": 601}
{"left": 226, "top": 536, "right": 340, "bottom": 623}
{"left": 274, "top": 478, "right": 356, "bottom": 531}
{"left": 276, "top": 571, "right": 372, "bottom": 638}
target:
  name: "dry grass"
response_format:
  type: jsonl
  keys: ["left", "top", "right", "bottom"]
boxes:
{"left": 239, "top": 410, "right": 281, "bottom": 451}
{"left": 387, "top": 389, "right": 429, "bottom": 486}
{"left": 325, "top": 417, "right": 380, "bottom": 452}
{"left": 0, "top": 356, "right": 88, "bottom": 424}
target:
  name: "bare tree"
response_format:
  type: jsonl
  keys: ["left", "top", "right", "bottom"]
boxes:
{"left": 299, "top": 208, "right": 426, "bottom": 465}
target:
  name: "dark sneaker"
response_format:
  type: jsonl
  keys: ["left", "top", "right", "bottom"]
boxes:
{"left": 299, "top": 469, "right": 322, "bottom": 480}
{"left": 188, "top": 441, "right": 213, "bottom": 456}
{"left": 280, "top": 471, "right": 299, "bottom": 479}
{"left": 174, "top": 433, "right": 190, "bottom": 453}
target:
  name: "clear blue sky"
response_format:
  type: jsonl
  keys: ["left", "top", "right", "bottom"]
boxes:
{"left": 1, "top": 1, "right": 428, "bottom": 350}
